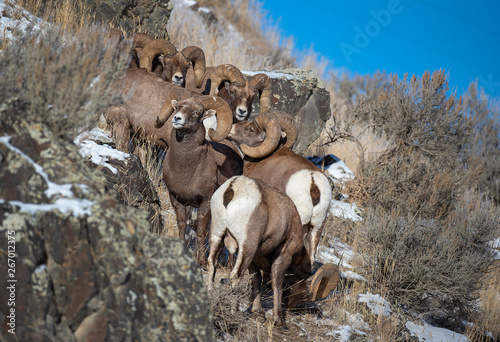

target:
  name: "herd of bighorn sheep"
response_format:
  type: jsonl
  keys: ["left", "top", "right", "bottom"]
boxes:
{"left": 104, "top": 28, "right": 338, "bottom": 327}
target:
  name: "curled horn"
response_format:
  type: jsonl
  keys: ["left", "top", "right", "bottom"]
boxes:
{"left": 155, "top": 89, "right": 183, "bottom": 128}
{"left": 240, "top": 113, "right": 281, "bottom": 158}
{"left": 271, "top": 111, "right": 297, "bottom": 148}
{"left": 196, "top": 95, "right": 233, "bottom": 142}
{"left": 139, "top": 39, "right": 177, "bottom": 72}
{"left": 248, "top": 73, "right": 272, "bottom": 113}
{"left": 310, "top": 263, "right": 340, "bottom": 301}
{"left": 129, "top": 32, "right": 154, "bottom": 50}
{"left": 209, "top": 64, "right": 246, "bottom": 95}
{"left": 181, "top": 46, "right": 206, "bottom": 88}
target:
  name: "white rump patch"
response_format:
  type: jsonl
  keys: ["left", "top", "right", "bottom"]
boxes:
{"left": 286, "top": 170, "right": 332, "bottom": 227}
{"left": 211, "top": 176, "right": 261, "bottom": 253}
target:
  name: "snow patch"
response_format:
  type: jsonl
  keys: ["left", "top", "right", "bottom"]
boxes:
{"left": 1, "top": 198, "right": 93, "bottom": 216}
{"left": 329, "top": 200, "right": 362, "bottom": 221}
{"left": 0, "top": 0, "right": 44, "bottom": 41}
{"left": 75, "top": 128, "right": 129, "bottom": 174}
{"left": 0, "top": 136, "right": 93, "bottom": 216}
{"left": 242, "top": 70, "right": 299, "bottom": 80}
{"left": 309, "top": 154, "right": 355, "bottom": 181}
{"left": 358, "top": 292, "right": 392, "bottom": 317}
{"left": 406, "top": 322, "right": 470, "bottom": 342}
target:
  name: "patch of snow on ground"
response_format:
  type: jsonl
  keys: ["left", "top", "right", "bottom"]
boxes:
{"left": 329, "top": 200, "right": 362, "bottom": 221}
{"left": 341, "top": 270, "right": 367, "bottom": 281}
{"left": 406, "top": 322, "right": 470, "bottom": 342}
{"left": 1, "top": 198, "right": 93, "bottom": 216}
{"left": 75, "top": 128, "right": 129, "bottom": 174}
{"left": 358, "top": 292, "right": 392, "bottom": 317}
{"left": 0, "top": 0, "right": 44, "bottom": 40}
{"left": 309, "top": 154, "right": 355, "bottom": 182}
{"left": 0, "top": 135, "right": 93, "bottom": 216}
{"left": 242, "top": 70, "right": 299, "bottom": 80}
{"left": 315, "top": 238, "right": 354, "bottom": 267}
{"left": 172, "top": 0, "right": 197, "bottom": 8}
{"left": 198, "top": 7, "right": 211, "bottom": 13}
{"left": 328, "top": 325, "right": 352, "bottom": 341}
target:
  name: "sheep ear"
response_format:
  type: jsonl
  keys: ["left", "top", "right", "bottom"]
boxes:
{"left": 202, "top": 109, "right": 217, "bottom": 120}
{"left": 171, "top": 100, "right": 178, "bottom": 110}
{"left": 158, "top": 54, "right": 165, "bottom": 66}
{"left": 224, "top": 81, "right": 231, "bottom": 91}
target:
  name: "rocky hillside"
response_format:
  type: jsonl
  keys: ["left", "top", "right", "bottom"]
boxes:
{"left": 1, "top": 1, "right": 499, "bottom": 341}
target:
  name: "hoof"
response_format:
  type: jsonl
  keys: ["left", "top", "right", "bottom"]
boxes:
{"left": 197, "top": 259, "right": 208, "bottom": 271}
{"left": 274, "top": 320, "right": 288, "bottom": 330}
{"left": 252, "top": 310, "right": 266, "bottom": 323}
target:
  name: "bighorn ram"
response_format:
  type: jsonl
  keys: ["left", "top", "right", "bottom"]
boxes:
{"left": 208, "top": 175, "right": 338, "bottom": 327}
{"left": 138, "top": 38, "right": 206, "bottom": 88}
{"left": 186, "top": 64, "right": 272, "bottom": 122}
{"left": 104, "top": 67, "right": 199, "bottom": 151}
{"left": 227, "top": 112, "right": 333, "bottom": 266}
{"left": 163, "top": 96, "right": 243, "bottom": 267}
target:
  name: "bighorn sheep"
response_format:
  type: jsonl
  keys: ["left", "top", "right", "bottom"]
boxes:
{"left": 186, "top": 64, "right": 272, "bottom": 122}
{"left": 138, "top": 38, "right": 206, "bottom": 88}
{"left": 105, "top": 67, "right": 198, "bottom": 151}
{"left": 227, "top": 112, "right": 333, "bottom": 266}
{"left": 208, "top": 175, "right": 338, "bottom": 327}
{"left": 163, "top": 96, "right": 243, "bottom": 267}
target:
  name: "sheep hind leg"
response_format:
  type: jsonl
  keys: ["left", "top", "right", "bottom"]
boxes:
{"left": 249, "top": 263, "right": 265, "bottom": 320}
{"left": 271, "top": 254, "right": 293, "bottom": 328}
{"left": 207, "top": 233, "right": 224, "bottom": 291}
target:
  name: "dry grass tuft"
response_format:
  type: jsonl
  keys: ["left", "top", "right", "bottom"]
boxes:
{"left": 207, "top": 273, "right": 258, "bottom": 341}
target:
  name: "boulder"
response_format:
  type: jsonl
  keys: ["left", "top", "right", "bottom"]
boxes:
{"left": 0, "top": 116, "right": 215, "bottom": 341}
{"left": 244, "top": 68, "right": 332, "bottom": 154}
{"left": 77, "top": 132, "right": 163, "bottom": 233}
{"left": 81, "top": 0, "right": 174, "bottom": 37}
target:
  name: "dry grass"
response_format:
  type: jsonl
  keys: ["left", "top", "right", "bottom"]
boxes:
{"left": 473, "top": 265, "right": 500, "bottom": 340}
{"left": 7, "top": 0, "right": 499, "bottom": 340}
{"left": 167, "top": 0, "right": 295, "bottom": 70}
{"left": 11, "top": 0, "right": 95, "bottom": 32}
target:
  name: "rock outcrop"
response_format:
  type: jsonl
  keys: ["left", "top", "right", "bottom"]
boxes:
{"left": 77, "top": 131, "right": 163, "bottom": 233}
{"left": 245, "top": 68, "right": 332, "bottom": 154}
{"left": 0, "top": 112, "right": 215, "bottom": 341}
{"left": 81, "top": 0, "right": 174, "bottom": 37}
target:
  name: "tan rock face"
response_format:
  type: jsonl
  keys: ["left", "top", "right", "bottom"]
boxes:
{"left": 0, "top": 119, "right": 215, "bottom": 342}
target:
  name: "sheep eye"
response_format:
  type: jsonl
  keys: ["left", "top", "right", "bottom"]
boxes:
{"left": 229, "top": 90, "right": 235, "bottom": 95}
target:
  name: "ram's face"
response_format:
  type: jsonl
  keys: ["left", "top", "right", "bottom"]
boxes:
{"left": 171, "top": 100, "right": 204, "bottom": 131}
{"left": 228, "top": 121, "right": 266, "bottom": 147}
{"left": 218, "top": 82, "right": 257, "bottom": 122}
{"left": 161, "top": 54, "right": 191, "bottom": 87}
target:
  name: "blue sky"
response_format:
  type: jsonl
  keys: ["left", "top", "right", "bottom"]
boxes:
{"left": 260, "top": 0, "right": 500, "bottom": 99}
